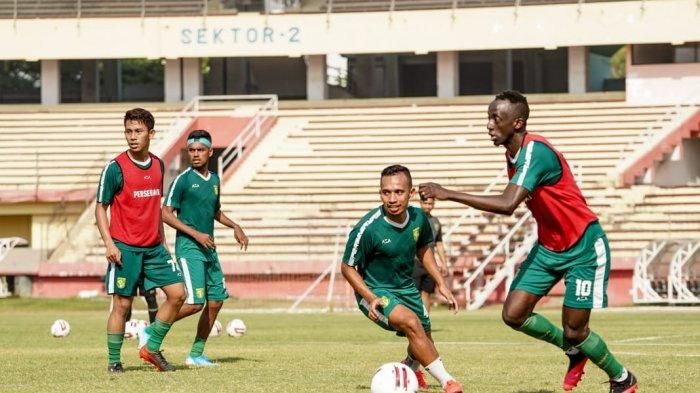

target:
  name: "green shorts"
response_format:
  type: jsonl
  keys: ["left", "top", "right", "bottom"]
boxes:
{"left": 105, "top": 241, "right": 183, "bottom": 296}
{"left": 178, "top": 252, "right": 229, "bottom": 305}
{"left": 356, "top": 287, "right": 431, "bottom": 336}
{"left": 510, "top": 222, "right": 611, "bottom": 309}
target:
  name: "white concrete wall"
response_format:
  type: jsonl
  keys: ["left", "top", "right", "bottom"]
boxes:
{"left": 568, "top": 46, "right": 587, "bottom": 93}
{"left": 654, "top": 138, "right": 700, "bottom": 186}
{"left": 626, "top": 60, "right": 700, "bottom": 105}
{"left": 0, "top": 1, "right": 698, "bottom": 60}
{"left": 305, "top": 55, "right": 327, "bottom": 100}
{"left": 164, "top": 58, "right": 182, "bottom": 102}
{"left": 40, "top": 60, "right": 60, "bottom": 105}
{"left": 437, "top": 51, "right": 459, "bottom": 98}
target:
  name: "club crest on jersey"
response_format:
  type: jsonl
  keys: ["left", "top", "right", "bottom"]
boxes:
{"left": 116, "top": 277, "right": 126, "bottom": 289}
{"left": 412, "top": 227, "right": 421, "bottom": 241}
{"left": 213, "top": 185, "right": 219, "bottom": 195}
{"left": 380, "top": 296, "right": 390, "bottom": 308}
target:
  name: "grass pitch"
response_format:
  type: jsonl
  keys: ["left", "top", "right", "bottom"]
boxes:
{"left": 0, "top": 298, "right": 697, "bottom": 392}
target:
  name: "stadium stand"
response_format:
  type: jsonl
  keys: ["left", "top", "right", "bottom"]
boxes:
{"left": 0, "top": 105, "right": 182, "bottom": 199}
{"left": 55, "top": 99, "right": 696, "bottom": 271}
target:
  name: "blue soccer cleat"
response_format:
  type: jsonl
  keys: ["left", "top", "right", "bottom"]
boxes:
{"left": 185, "top": 354, "right": 219, "bottom": 367}
{"left": 138, "top": 325, "right": 151, "bottom": 350}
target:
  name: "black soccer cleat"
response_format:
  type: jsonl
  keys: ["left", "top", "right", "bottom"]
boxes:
{"left": 107, "top": 362, "right": 124, "bottom": 373}
{"left": 609, "top": 371, "right": 637, "bottom": 393}
{"left": 139, "top": 346, "right": 176, "bottom": 372}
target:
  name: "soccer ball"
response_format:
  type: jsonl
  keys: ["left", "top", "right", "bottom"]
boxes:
{"left": 135, "top": 319, "right": 149, "bottom": 331}
{"left": 226, "top": 319, "right": 246, "bottom": 337}
{"left": 370, "top": 363, "right": 418, "bottom": 393}
{"left": 124, "top": 320, "right": 140, "bottom": 340}
{"left": 50, "top": 319, "right": 71, "bottom": 338}
{"left": 209, "top": 320, "right": 223, "bottom": 337}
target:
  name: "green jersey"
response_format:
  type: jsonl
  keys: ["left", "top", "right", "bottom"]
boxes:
{"left": 343, "top": 205, "right": 434, "bottom": 290}
{"left": 507, "top": 141, "right": 562, "bottom": 193}
{"left": 164, "top": 167, "right": 221, "bottom": 260}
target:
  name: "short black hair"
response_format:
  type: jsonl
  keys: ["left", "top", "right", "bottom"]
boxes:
{"left": 381, "top": 165, "right": 412, "bottom": 187}
{"left": 124, "top": 108, "right": 155, "bottom": 130}
{"left": 495, "top": 90, "right": 530, "bottom": 121}
{"left": 187, "top": 129, "right": 212, "bottom": 142}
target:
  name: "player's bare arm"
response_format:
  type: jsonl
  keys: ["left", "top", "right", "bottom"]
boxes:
{"left": 215, "top": 210, "right": 249, "bottom": 251}
{"left": 416, "top": 245, "right": 458, "bottom": 313}
{"left": 162, "top": 205, "right": 215, "bottom": 249}
{"left": 435, "top": 241, "right": 449, "bottom": 276}
{"left": 419, "top": 182, "right": 528, "bottom": 216}
{"left": 95, "top": 203, "right": 121, "bottom": 265}
{"left": 340, "top": 264, "right": 382, "bottom": 320}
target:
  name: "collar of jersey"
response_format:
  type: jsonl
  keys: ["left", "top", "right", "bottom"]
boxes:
{"left": 191, "top": 168, "right": 211, "bottom": 181}
{"left": 382, "top": 208, "right": 410, "bottom": 229}
{"left": 127, "top": 151, "right": 152, "bottom": 168}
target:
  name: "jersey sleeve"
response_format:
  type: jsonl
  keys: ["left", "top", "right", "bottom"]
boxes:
{"left": 158, "top": 157, "right": 165, "bottom": 191}
{"left": 164, "top": 172, "right": 186, "bottom": 209}
{"left": 96, "top": 161, "right": 122, "bottom": 205}
{"left": 342, "top": 223, "right": 373, "bottom": 267}
{"left": 215, "top": 175, "right": 221, "bottom": 211}
{"left": 509, "top": 141, "right": 562, "bottom": 193}
{"left": 416, "top": 211, "right": 435, "bottom": 249}
{"left": 433, "top": 217, "right": 443, "bottom": 243}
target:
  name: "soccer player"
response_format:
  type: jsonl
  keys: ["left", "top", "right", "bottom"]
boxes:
{"left": 161, "top": 129, "right": 249, "bottom": 367}
{"left": 419, "top": 91, "right": 637, "bottom": 393}
{"left": 96, "top": 108, "right": 186, "bottom": 373}
{"left": 123, "top": 281, "right": 158, "bottom": 324}
{"left": 341, "top": 165, "right": 463, "bottom": 393}
{"left": 413, "top": 195, "right": 449, "bottom": 314}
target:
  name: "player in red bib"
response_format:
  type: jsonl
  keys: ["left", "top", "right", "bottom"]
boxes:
{"left": 419, "top": 91, "right": 637, "bottom": 393}
{"left": 96, "top": 108, "right": 186, "bottom": 373}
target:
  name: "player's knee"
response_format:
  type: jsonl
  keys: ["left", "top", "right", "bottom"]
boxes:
{"left": 208, "top": 300, "right": 223, "bottom": 311}
{"left": 501, "top": 308, "right": 526, "bottom": 329}
{"left": 190, "top": 304, "right": 204, "bottom": 314}
{"left": 563, "top": 326, "right": 588, "bottom": 345}
{"left": 400, "top": 317, "right": 425, "bottom": 337}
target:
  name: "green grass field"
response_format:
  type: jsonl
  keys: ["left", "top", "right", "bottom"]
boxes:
{"left": 1, "top": 298, "right": 697, "bottom": 392}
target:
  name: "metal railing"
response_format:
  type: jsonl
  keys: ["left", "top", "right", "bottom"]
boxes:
{"left": 613, "top": 89, "right": 700, "bottom": 181}
{"left": 3, "top": 1, "right": 212, "bottom": 19}
{"left": 462, "top": 210, "right": 535, "bottom": 310}
{"left": 217, "top": 94, "right": 278, "bottom": 179}
{"left": 442, "top": 167, "right": 508, "bottom": 256}
{"left": 319, "top": 0, "right": 640, "bottom": 13}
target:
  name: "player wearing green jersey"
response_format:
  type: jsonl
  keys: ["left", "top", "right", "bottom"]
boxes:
{"left": 420, "top": 91, "right": 637, "bottom": 393}
{"left": 161, "top": 130, "right": 249, "bottom": 367}
{"left": 96, "top": 108, "right": 186, "bottom": 373}
{"left": 341, "top": 165, "right": 463, "bottom": 393}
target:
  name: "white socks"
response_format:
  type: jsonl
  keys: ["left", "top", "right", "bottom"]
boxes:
{"left": 565, "top": 347, "right": 580, "bottom": 356}
{"left": 425, "top": 357, "right": 454, "bottom": 388}
{"left": 613, "top": 368, "right": 629, "bottom": 382}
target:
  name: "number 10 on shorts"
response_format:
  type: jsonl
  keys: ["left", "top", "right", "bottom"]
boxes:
{"left": 575, "top": 279, "right": 592, "bottom": 297}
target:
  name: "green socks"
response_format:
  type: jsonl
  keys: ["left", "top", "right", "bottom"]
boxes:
{"left": 518, "top": 313, "right": 625, "bottom": 379}
{"left": 146, "top": 319, "right": 172, "bottom": 352}
{"left": 517, "top": 313, "right": 573, "bottom": 351}
{"left": 189, "top": 336, "right": 207, "bottom": 358}
{"left": 576, "top": 330, "right": 625, "bottom": 379}
{"left": 107, "top": 333, "right": 124, "bottom": 364}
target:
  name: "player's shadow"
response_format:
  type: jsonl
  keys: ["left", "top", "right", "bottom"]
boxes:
{"left": 216, "top": 356, "right": 257, "bottom": 364}
{"left": 513, "top": 390, "right": 555, "bottom": 393}
{"left": 355, "top": 385, "right": 370, "bottom": 390}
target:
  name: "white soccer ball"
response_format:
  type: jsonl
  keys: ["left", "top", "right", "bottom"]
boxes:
{"left": 370, "top": 363, "right": 419, "bottom": 393}
{"left": 226, "top": 319, "right": 246, "bottom": 337}
{"left": 136, "top": 319, "right": 150, "bottom": 331}
{"left": 209, "top": 320, "right": 223, "bottom": 337}
{"left": 124, "top": 320, "right": 140, "bottom": 340}
{"left": 50, "top": 319, "right": 71, "bottom": 338}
